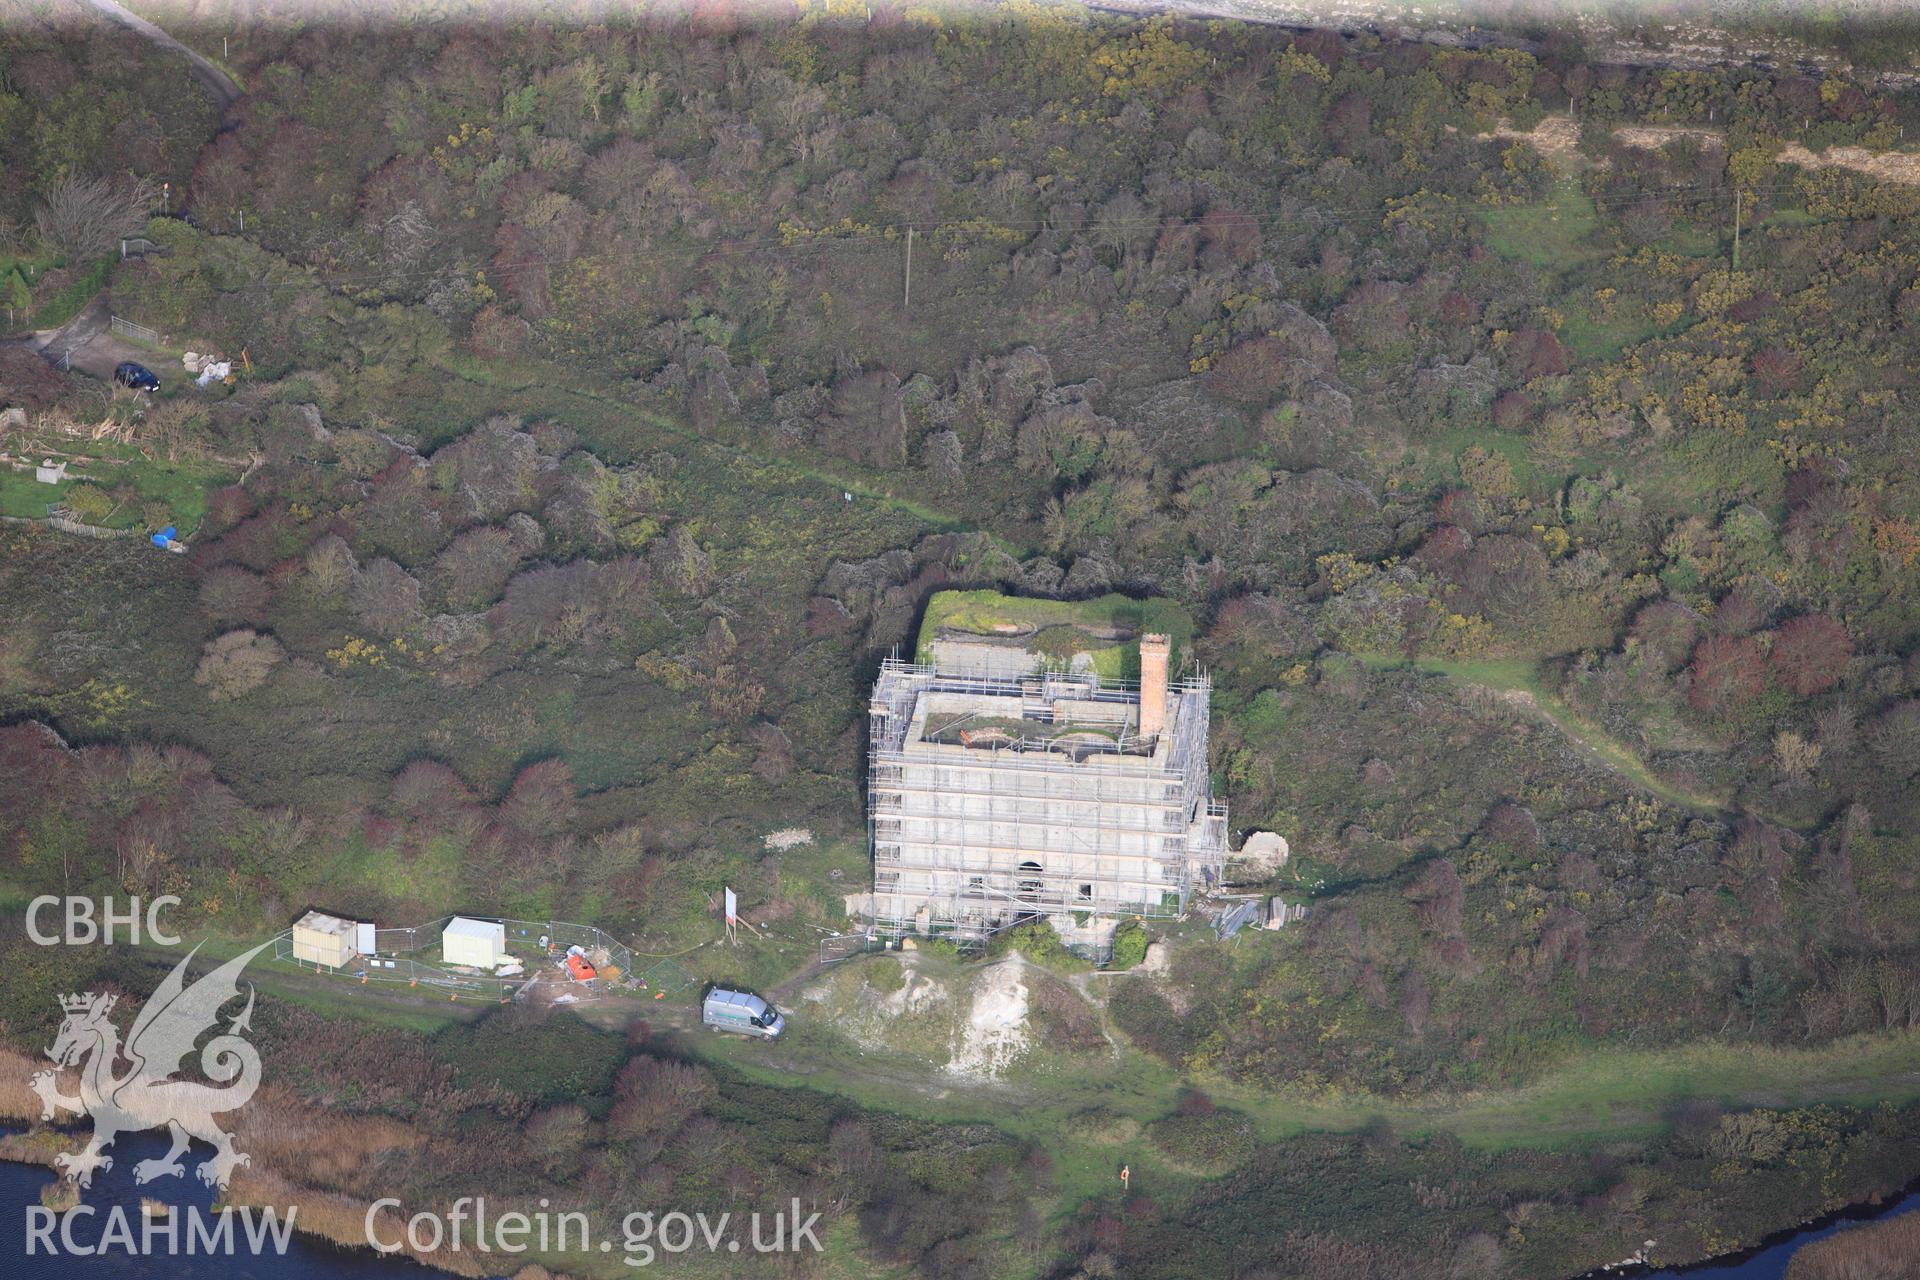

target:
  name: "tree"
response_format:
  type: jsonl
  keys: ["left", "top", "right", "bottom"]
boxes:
{"left": 304, "top": 534, "right": 358, "bottom": 598}
{"left": 1490, "top": 390, "right": 1531, "bottom": 429}
{"left": 4, "top": 269, "right": 29, "bottom": 326}
{"left": 1773, "top": 729, "right": 1822, "bottom": 784}
{"left": 1868, "top": 700, "right": 1920, "bottom": 777}
{"left": 608, "top": 1056, "right": 712, "bottom": 1141}
{"left": 1751, "top": 345, "right": 1806, "bottom": 395}
{"left": 1630, "top": 600, "right": 1702, "bottom": 674}
{"left": 1326, "top": 91, "right": 1373, "bottom": 155}
{"left": 34, "top": 174, "right": 155, "bottom": 261}
{"left": 1506, "top": 328, "right": 1569, "bottom": 379}
{"left": 1769, "top": 614, "right": 1852, "bottom": 696}
{"left": 193, "top": 630, "right": 285, "bottom": 700}
{"left": 198, "top": 566, "right": 271, "bottom": 626}
{"left": 432, "top": 526, "right": 522, "bottom": 611}
{"left": 1332, "top": 280, "right": 1409, "bottom": 351}
{"left": 385, "top": 759, "right": 476, "bottom": 823}
{"left": 523, "top": 1105, "right": 591, "bottom": 1180}
{"left": 348, "top": 558, "right": 423, "bottom": 636}
{"left": 500, "top": 759, "right": 576, "bottom": 843}
{"left": 63, "top": 483, "right": 114, "bottom": 524}
{"left": 1687, "top": 634, "right": 1769, "bottom": 713}
{"left": 1208, "top": 336, "right": 1303, "bottom": 406}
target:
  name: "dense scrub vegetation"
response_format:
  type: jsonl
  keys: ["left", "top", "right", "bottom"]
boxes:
{"left": 6, "top": 1, "right": 1920, "bottom": 1276}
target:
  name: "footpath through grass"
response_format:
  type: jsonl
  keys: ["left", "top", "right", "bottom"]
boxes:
{"left": 434, "top": 350, "right": 1036, "bottom": 557}
{"left": 76, "top": 908, "right": 1920, "bottom": 1213}
{"left": 1356, "top": 652, "right": 1734, "bottom": 816}
{"left": 684, "top": 964, "right": 1920, "bottom": 1208}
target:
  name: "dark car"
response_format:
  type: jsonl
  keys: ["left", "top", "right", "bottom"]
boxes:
{"left": 113, "top": 362, "right": 160, "bottom": 392}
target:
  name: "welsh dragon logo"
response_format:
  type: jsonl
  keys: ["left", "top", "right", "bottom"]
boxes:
{"left": 31, "top": 941, "right": 272, "bottom": 1190}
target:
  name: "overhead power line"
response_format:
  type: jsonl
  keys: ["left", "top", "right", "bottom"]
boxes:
{"left": 134, "top": 174, "right": 1815, "bottom": 301}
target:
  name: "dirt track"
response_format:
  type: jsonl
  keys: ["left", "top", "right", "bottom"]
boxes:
{"left": 1485, "top": 113, "right": 1920, "bottom": 190}
{"left": 15, "top": 297, "right": 167, "bottom": 384}
{"left": 82, "top": 0, "right": 241, "bottom": 117}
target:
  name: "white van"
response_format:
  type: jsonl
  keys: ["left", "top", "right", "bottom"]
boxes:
{"left": 702, "top": 988, "right": 785, "bottom": 1039}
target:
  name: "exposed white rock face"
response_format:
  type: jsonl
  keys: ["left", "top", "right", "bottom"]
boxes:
{"left": 947, "top": 954, "right": 1032, "bottom": 1081}
{"left": 1236, "top": 831, "right": 1291, "bottom": 874}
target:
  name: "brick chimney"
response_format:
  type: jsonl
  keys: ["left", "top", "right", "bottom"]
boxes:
{"left": 1138, "top": 633, "right": 1170, "bottom": 740}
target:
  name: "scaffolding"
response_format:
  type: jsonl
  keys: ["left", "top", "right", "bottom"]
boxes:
{"left": 865, "top": 658, "right": 1227, "bottom": 956}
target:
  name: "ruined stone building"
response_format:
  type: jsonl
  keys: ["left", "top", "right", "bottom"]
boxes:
{"left": 864, "top": 634, "right": 1227, "bottom": 957}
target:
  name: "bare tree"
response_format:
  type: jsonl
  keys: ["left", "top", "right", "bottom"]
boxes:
{"left": 35, "top": 174, "right": 157, "bottom": 261}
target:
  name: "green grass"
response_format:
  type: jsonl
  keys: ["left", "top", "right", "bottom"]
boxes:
{"left": 2, "top": 249, "right": 61, "bottom": 332}
{"left": 0, "top": 470, "right": 60, "bottom": 520}
{"left": 1762, "top": 206, "right": 1824, "bottom": 229}
{"left": 1483, "top": 177, "right": 1604, "bottom": 267}
{"left": 677, "top": 966, "right": 1920, "bottom": 1205}
{"left": 435, "top": 349, "right": 1024, "bottom": 552}
{"left": 29, "top": 256, "right": 113, "bottom": 330}
{"left": 1354, "top": 653, "right": 1731, "bottom": 815}
{"left": 914, "top": 588, "right": 1196, "bottom": 678}
{"left": 1420, "top": 424, "right": 1544, "bottom": 495}
{"left": 86, "top": 887, "right": 1920, "bottom": 1211}
{"left": 1650, "top": 219, "right": 1723, "bottom": 259}
{"left": 114, "top": 930, "right": 476, "bottom": 1035}
{"left": 0, "top": 443, "right": 232, "bottom": 533}
{"left": 317, "top": 832, "right": 465, "bottom": 907}
{"left": 1555, "top": 288, "right": 1692, "bottom": 362}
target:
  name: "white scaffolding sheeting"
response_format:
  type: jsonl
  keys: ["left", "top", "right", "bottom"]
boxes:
{"left": 865, "top": 659, "right": 1227, "bottom": 954}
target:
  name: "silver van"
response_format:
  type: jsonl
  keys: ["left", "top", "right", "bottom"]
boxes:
{"left": 702, "top": 988, "right": 785, "bottom": 1039}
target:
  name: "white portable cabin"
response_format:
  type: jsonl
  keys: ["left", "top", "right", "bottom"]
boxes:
{"left": 441, "top": 916, "right": 507, "bottom": 968}
{"left": 291, "top": 911, "right": 360, "bottom": 968}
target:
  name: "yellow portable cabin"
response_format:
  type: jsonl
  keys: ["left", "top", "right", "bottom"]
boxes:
{"left": 291, "top": 911, "right": 359, "bottom": 968}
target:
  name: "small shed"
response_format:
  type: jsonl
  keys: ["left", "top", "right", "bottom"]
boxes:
{"left": 292, "top": 911, "right": 360, "bottom": 968}
{"left": 442, "top": 916, "right": 507, "bottom": 968}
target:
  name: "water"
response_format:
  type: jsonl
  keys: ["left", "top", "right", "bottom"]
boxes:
{"left": 1629, "top": 1188, "right": 1918, "bottom": 1279}
{"left": 0, "top": 1133, "right": 1910, "bottom": 1278}
{"left": 0, "top": 1131, "right": 465, "bottom": 1278}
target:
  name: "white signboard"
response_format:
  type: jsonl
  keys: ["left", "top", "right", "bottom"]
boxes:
{"left": 724, "top": 887, "right": 738, "bottom": 928}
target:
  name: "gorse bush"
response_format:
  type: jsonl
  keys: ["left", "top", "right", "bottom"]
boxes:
{"left": 1110, "top": 920, "right": 1150, "bottom": 970}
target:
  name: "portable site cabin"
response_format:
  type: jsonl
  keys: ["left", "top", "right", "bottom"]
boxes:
{"left": 441, "top": 916, "right": 507, "bottom": 968}
{"left": 291, "top": 911, "right": 362, "bottom": 968}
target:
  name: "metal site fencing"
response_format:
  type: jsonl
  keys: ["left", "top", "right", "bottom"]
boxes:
{"left": 820, "top": 931, "right": 889, "bottom": 965}
{"left": 270, "top": 913, "right": 643, "bottom": 1000}
{"left": 109, "top": 314, "right": 163, "bottom": 344}
{"left": 271, "top": 931, "right": 522, "bottom": 1001}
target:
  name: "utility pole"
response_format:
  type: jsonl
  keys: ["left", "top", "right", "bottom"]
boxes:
{"left": 1732, "top": 187, "right": 1741, "bottom": 271}
{"left": 903, "top": 226, "right": 913, "bottom": 310}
